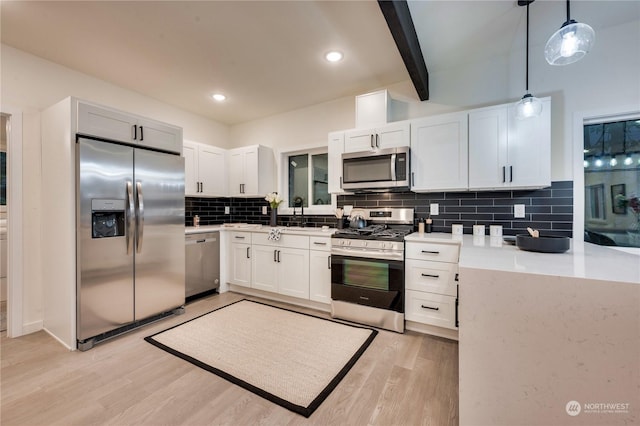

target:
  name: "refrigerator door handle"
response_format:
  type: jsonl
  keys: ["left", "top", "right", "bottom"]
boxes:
{"left": 126, "top": 181, "right": 135, "bottom": 254}
{"left": 136, "top": 181, "right": 145, "bottom": 253}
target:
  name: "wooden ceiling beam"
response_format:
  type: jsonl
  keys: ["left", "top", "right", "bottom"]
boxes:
{"left": 378, "top": 0, "right": 429, "bottom": 101}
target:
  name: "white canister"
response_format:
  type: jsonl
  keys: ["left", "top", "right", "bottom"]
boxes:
{"left": 451, "top": 224, "right": 463, "bottom": 235}
{"left": 490, "top": 225, "right": 503, "bottom": 237}
{"left": 473, "top": 225, "right": 485, "bottom": 236}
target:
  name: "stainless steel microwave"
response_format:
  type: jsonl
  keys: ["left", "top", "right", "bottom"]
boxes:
{"left": 342, "top": 146, "right": 410, "bottom": 191}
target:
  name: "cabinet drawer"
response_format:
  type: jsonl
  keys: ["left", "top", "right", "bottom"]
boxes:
{"left": 309, "top": 236, "right": 331, "bottom": 252}
{"left": 251, "top": 233, "right": 309, "bottom": 249}
{"left": 405, "top": 242, "right": 459, "bottom": 263}
{"left": 405, "top": 290, "right": 457, "bottom": 330}
{"left": 405, "top": 259, "right": 457, "bottom": 296}
{"left": 229, "top": 231, "right": 252, "bottom": 242}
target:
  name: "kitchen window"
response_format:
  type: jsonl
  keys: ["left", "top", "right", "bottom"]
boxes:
{"left": 279, "top": 147, "right": 335, "bottom": 215}
{"left": 583, "top": 116, "right": 640, "bottom": 248}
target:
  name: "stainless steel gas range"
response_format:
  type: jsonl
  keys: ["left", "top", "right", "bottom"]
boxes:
{"left": 330, "top": 208, "right": 414, "bottom": 333}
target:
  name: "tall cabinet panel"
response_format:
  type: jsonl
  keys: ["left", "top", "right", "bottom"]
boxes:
{"left": 411, "top": 112, "right": 469, "bottom": 192}
{"left": 328, "top": 131, "right": 346, "bottom": 194}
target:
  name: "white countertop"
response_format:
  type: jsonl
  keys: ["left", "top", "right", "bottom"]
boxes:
{"left": 407, "top": 232, "right": 640, "bottom": 284}
{"left": 185, "top": 224, "right": 336, "bottom": 237}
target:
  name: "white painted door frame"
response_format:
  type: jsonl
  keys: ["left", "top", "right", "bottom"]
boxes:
{"left": 2, "top": 105, "right": 24, "bottom": 337}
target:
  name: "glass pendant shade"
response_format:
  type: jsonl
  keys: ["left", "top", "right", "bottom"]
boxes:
{"left": 515, "top": 93, "right": 543, "bottom": 120}
{"left": 545, "top": 20, "right": 595, "bottom": 65}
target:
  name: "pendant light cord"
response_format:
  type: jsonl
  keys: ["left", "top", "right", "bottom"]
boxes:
{"left": 566, "top": 0, "right": 571, "bottom": 22}
{"left": 525, "top": 2, "right": 530, "bottom": 92}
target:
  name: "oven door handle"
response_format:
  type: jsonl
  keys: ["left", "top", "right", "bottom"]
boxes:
{"left": 330, "top": 247, "right": 404, "bottom": 261}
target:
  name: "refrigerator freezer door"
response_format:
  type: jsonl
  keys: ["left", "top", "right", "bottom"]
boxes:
{"left": 133, "top": 149, "right": 185, "bottom": 319}
{"left": 77, "top": 138, "right": 135, "bottom": 340}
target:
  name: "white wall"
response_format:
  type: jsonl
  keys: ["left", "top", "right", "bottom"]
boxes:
{"left": 231, "top": 19, "right": 640, "bottom": 184}
{"left": 1, "top": 44, "right": 230, "bottom": 148}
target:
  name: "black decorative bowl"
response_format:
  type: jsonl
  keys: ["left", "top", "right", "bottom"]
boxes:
{"left": 516, "top": 234, "right": 570, "bottom": 253}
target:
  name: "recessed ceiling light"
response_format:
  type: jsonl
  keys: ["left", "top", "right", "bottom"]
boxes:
{"left": 212, "top": 93, "right": 226, "bottom": 102}
{"left": 325, "top": 51, "right": 343, "bottom": 62}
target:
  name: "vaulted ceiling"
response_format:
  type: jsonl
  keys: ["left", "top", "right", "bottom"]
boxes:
{"left": 1, "top": 1, "right": 638, "bottom": 125}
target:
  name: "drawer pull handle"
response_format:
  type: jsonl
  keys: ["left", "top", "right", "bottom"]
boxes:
{"left": 235, "top": 236, "right": 245, "bottom": 239}
{"left": 421, "top": 273, "right": 440, "bottom": 278}
{"left": 313, "top": 242, "right": 327, "bottom": 245}
{"left": 421, "top": 305, "right": 439, "bottom": 311}
{"left": 421, "top": 250, "right": 440, "bottom": 254}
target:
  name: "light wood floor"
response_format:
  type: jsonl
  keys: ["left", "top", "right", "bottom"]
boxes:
{"left": 1, "top": 292, "right": 458, "bottom": 425}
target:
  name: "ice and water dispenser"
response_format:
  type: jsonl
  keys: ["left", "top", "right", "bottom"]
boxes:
{"left": 91, "top": 199, "right": 126, "bottom": 238}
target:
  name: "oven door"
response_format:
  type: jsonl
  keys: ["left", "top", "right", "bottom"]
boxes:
{"left": 330, "top": 253, "right": 404, "bottom": 313}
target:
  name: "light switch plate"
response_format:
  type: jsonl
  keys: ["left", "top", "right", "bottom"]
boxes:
{"left": 514, "top": 204, "right": 526, "bottom": 218}
{"left": 430, "top": 203, "right": 439, "bottom": 216}
{"left": 225, "top": 206, "right": 230, "bottom": 214}
{"left": 262, "top": 206, "right": 267, "bottom": 215}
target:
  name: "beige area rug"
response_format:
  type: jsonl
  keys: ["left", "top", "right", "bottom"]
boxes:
{"left": 145, "top": 299, "right": 377, "bottom": 417}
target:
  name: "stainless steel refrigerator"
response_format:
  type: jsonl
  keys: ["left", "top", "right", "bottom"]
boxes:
{"left": 76, "top": 137, "right": 185, "bottom": 350}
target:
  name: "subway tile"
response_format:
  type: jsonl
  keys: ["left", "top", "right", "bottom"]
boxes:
{"left": 551, "top": 180, "right": 573, "bottom": 189}
{"left": 531, "top": 214, "right": 573, "bottom": 222}
{"left": 531, "top": 197, "right": 573, "bottom": 206}
{"left": 552, "top": 206, "right": 574, "bottom": 214}
{"left": 444, "top": 206, "right": 476, "bottom": 213}
{"left": 461, "top": 198, "right": 493, "bottom": 206}
{"left": 476, "top": 206, "right": 512, "bottom": 214}
{"left": 551, "top": 189, "right": 573, "bottom": 198}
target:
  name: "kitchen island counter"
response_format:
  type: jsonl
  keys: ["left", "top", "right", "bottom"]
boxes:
{"left": 406, "top": 232, "right": 639, "bottom": 284}
{"left": 451, "top": 232, "right": 640, "bottom": 425}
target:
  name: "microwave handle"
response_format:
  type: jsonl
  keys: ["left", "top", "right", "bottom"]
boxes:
{"left": 390, "top": 153, "right": 397, "bottom": 181}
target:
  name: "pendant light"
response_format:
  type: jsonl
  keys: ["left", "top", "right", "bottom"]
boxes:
{"left": 544, "top": 0, "right": 595, "bottom": 65}
{"left": 515, "top": 0, "right": 542, "bottom": 120}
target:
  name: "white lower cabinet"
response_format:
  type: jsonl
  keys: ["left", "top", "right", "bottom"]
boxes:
{"left": 228, "top": 232, "right": 252, "bottom": 287}
{"left": 405, "top": 240, "right": 460, "bottom": 330}
{"left": 251, "top": 244, "right": 279, "bottom": 293}
{"left": 309, "top": 236, "right": 331, "bottom": 304}
{"left": 405, "top": 290, "right": 457, "bottom": 330}
{"left": 250, "top": 233, "right": 310, "bottom": 299}
{"left": 277, "top": 248, "right": 310, "bottom": 299}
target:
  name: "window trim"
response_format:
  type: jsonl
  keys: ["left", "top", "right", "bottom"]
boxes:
{"left": 277, "top": 144, "right": 336, "bottom": 216}
{"left": 573, "top": 104, "right": 640, "bottom": 254}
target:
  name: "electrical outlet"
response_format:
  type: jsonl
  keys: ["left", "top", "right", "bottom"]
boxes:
{"left": 225, "top": 206, "right": 230, "bottom": 215}
{"left": 430, "top": 203, "right": 439, "bottom": 216}
{"left": 262, "top": 206, "right": 267, "bottom": 215}
{"left": 514, "top": 204, "right": 526, "bottom": 218}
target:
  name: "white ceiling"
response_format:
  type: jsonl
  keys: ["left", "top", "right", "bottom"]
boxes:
{"left": 1, "top": 1, "right": 639, "bottom": 126}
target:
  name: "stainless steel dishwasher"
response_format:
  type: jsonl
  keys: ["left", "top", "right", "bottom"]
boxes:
{"left": 185, "top": 231, "right": 220, "bottom": 300}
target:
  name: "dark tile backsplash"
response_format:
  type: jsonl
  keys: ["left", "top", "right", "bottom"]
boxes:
{"left": 337, "top": 181, "right": 573, "bottom": 237}
{"left": 186, "top": 181, "right": 573, "bottom": 237}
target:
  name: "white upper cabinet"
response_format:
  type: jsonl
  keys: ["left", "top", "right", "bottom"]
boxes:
{"left": 183, "top": 140, "right": 227, "bottom": 197}
{"left": 328, "top": 131, "right": 347, "bottom": 194}
{"left": 344, "top": 121, "right": 410, "bottom": 153}
{"left": 506, "top": 99, "right": 552, "bottom": 188}
{"left": 355, "top": 90, "right": 391, "bottom": 128}
{"left": 468, "top": 97, "right": 551, "bottom": 190}
{"left": 410, "top": 111, "right": 469, "bottom": 192}
{"left": 227, "top": 145, "right": 275, "bottom": 197}
{"left": 77, "top": 101, "right": 182, "bottom": 154}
